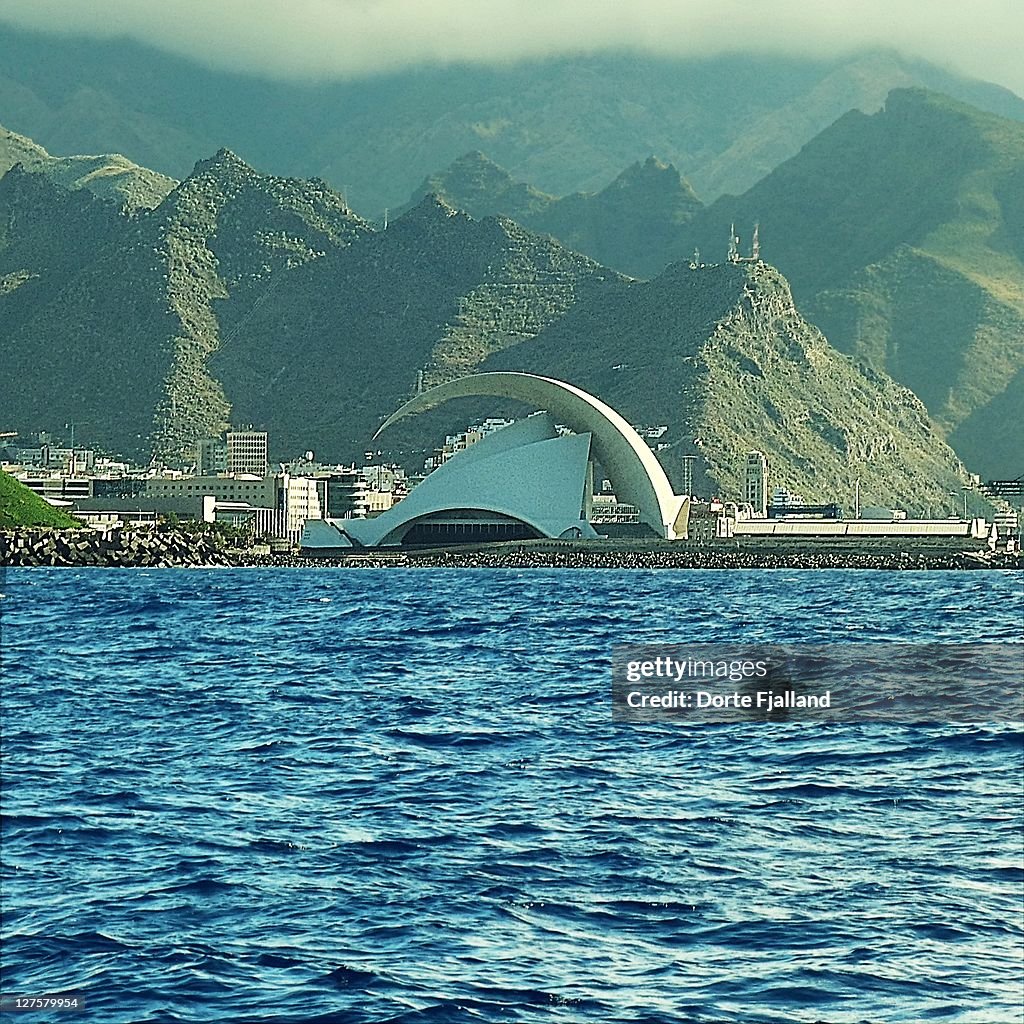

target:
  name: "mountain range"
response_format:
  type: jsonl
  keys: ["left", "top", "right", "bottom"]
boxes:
{"left": 2, "top": 28, "right": 1021, "bottom": 506}
{"left": 400, "top": 90, "right": 1024, "bottom": 479}
{"left": 2, "top": 24, "right": 1021, "bottom": 217}
{"left": 0, "top": 125, "right": 983, "bottom": 515}
{"left": 398, "top": 152, "right": 703, "bottom": 279}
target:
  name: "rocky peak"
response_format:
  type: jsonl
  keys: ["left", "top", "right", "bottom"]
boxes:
{"left": 399, "top": 152, "right": 553, "bottom": 223}
{"left": 1, "top": 124, "right": 50, "bottom": 176}
{"left": 392, "top": 192, "right": 464, "bottom": 229}
{"left": 603, "top": 156, "right": 702, "bottom": 210}
{"left": 176, "top": 149, "right": 262, "bottom": 203}
{"left": 2, "top": 126, "right": 175, "bottom": 213}
{"left": 191, "top": 147, "right": 252, "bottom": 175}
{"left": 448, "top": 150, "right": 507, "bottom": 179}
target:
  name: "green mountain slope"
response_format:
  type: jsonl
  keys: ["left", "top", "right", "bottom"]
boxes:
{"left": 0, "top": 165, "right": 131, "bottom": 345}
{"left": 1, "top": 25, "right": 1020, "bottom": 215}
{"left": 1, "top": 151, "right": 372, "bottom": 461}
{"left": 1, "top": 123, "right": 175, "bottom": 211}
{"left": 401, "top": 152, "right": 702, "bottom": 278}
{"left": 673, "top": 88, "right": 1024, "bottom": 478}
{"left": 210, "top": 195, "right": 625, "bottom": 457}
{"left": 484, "top": 261, "right": 973, "bottom": 515}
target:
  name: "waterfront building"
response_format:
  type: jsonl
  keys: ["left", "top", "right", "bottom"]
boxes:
{"left": 323, "top": 469, "right": 370, "bottom": 519}
{"left": 770, "top": 485, "right": 806, "bottom": 509}
{"left": 226, "top": 430, "right": 268, "bottom": 477}
{"left": 92, "top": 477, "right": 148, "bottom": 500}
{"left": 16, "top": 475, "right": 93, "bottom": 500}
{"left": 302, "top": 373, "right": 690, "bottom": 551}
{"left": 591, "top": 496, "right": 641, "bottom": 525}
{"left": 358, "top": 463, "right": 408, "bottom": 510}
{"left": 284, "top": 476, "right": 322, "bottom": 534}
{"left": 768, "top": 502, "right": 842, "bottom": 520}
{"left": 686, "top": 500, "right": 735, "bottom": 545}
{"left": 680, "top": 454, "right": 698, "bottom": 498}
{"left": 732, "top": 516, "right": 995, "bottom": 544}
{"left": 202, "top": 498, "right": 289, "bottom": 540}
{"left": 424, "top": 418, "right": 516, "bottom": 472}
{"left": 14, "top": 446, "right": 95, "bottom": 473}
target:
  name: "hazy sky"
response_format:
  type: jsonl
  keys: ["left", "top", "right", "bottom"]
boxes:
{"left": 2, "top": 0, "right": 1022, "bottom": 97}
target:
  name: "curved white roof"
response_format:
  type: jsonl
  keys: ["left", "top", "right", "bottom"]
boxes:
{"left": 346, "top": 412, "right": 595, "bottom": 546}
{"left": 376, "top": 372, "right": 686, "bottom": 538}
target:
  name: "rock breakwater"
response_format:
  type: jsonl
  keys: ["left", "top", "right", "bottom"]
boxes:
{"left": 0, "top": 527, "right": 233, "bottom": 567}
{"left": 4, "top": 531, "right": 1018, "bottom": 571}
{"left": 244, "top": 547, "right": 1020, "bottom": 571}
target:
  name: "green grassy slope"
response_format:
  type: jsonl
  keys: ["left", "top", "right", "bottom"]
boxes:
{"left": 1, "top": 150, "right": 373, "bottom": 463}
{"left": 209, "top": 196, "right": 625, "bottom": 460}
{"left": 0, "top": 471, "right": 81, "bottom": 529}
{"left": 2, "top": 149, "right": 620, "bottom": 465}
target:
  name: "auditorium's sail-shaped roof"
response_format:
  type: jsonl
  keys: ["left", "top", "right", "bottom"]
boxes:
{"left": 376, "top": 372, "right": 687, "bottom": 539}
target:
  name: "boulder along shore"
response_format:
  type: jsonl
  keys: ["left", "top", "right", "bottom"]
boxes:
{"left": 2, "top": 528, "right": 1019, "bottom": 570}
{"left": 0, "top": 527, "right": 233, "bottom": 568}
{"left": 240, "top": 548, "right": 1019, "bottom": 571}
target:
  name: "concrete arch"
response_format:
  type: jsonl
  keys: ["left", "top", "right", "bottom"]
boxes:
{"left": 375, "top": 372, "right": 687, "bottom": 538}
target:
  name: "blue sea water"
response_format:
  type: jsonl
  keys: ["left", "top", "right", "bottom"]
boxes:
{"left": 0, "top": 567, "right": 1022, "bottom": 1024}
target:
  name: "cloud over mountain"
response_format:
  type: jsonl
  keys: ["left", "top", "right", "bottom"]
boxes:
{"left": 2, "top": 0, "right": 1022, "bottom": 96}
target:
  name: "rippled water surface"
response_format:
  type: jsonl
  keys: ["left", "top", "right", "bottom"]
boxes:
{"left": 1, "top": 568, "right": 1022, "bottom": 1023}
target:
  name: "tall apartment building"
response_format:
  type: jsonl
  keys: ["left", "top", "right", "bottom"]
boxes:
{"left": 226, "top": 431, "right": 268, "bottom": 476}
{"left": 744, "top": 450, "right": 768, "bottom": 518}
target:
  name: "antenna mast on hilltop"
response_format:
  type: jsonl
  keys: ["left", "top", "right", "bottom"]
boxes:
{"left": 727, "top": 223, "right": 740, "bottom": 263}
{"left": 751, "top": 222, "right": 760, "bottom": 261}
